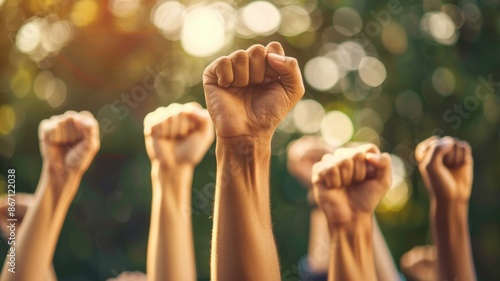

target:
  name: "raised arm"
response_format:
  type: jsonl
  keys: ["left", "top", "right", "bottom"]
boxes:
{"left": 415, "top": 136, "right": 476, "bottom": 281}
{"left": 372, "top": 216, "right": 400, "bottom": 281}
{"left": 0, "top": 193, "right": 57, "bottom": 281}
{"left": 0, "top": 111, "right": 100, "bottom": 281}
{"left": 287, "top": 136, "right": 333, "bottom": 275}
{"left": 203, "top": 42, "right": 304, "bottom": 281}
{"left": 288, "top": 138, "right": 399, "bottom": 280}
{"left": 144, "top": 102, "right": 214, "bottom": 281}
{"left": 312, "top": 144, "right": 391, "bottom": 281}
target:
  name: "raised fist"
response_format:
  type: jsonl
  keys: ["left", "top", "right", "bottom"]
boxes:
{"left": 0, "top": 193, "right": 58, "bottom": 281}
{"left": 415, "top": 136, "right": 473, "bottom": 203}
{"left": 312, "top": 144, "right": 391, "bottom": 225}
{"left": 400, "top": 246, "right": 438, "bottom": 281}
{"left": 203, "top": 41, "right": 305, "bottom": 140}
{"left": 287, "top": 136, "right": 335, "bottom": 189}
{"left": 38, "top": 111, "right": 100, "bottom": 176}
{"left": 144, "top": 102, "right": 214, "bottom": 167}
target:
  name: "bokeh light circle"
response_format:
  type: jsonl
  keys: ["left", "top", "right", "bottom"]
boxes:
{"left": 358, "top": 57, "right": 387, "bottom": 87}
{"left": 304, "top": 56, "right": 340, "bottom": 91}
{"left": 16, "top": 18, "right": 44, "bottom": 54}
{"left": 395, "top": 91, "right": 423, "bottom": 119}
{"left": 292, "top": 99, "right": 325, "bottom": 134}
{"left": 421, "top": 12, "right": 458, "bottom": 45}
{"left": 181, "top": 7, "right": 225, "bottom": 57}
{"left": 432, "top": 67, "right": 455, "bottom": 96}
{"left": 241, "top": 1, "right": 281, "bottom": 36}
{"left": 151, "top": 1, "right": 186, "bottom": 40}
{"left": 279, "top": 5, "right": 311, "bottom": 37}
{"left": 332, "top": 7, "right": 362, "bottom": 36}
{"left": 378, "top": 155, "right": 410, "bottom": 212}
{"left": 320, "top": 111, "right": 354, "bottom": 146}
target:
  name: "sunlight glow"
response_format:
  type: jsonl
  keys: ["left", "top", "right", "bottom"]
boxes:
{"left": 292, "top": 99, "right": 325, "bottom": 134}
{"left": 321, "top": 111, "right": 354, "bottom": 146}
{"left": 358, "top": 57, "right": 386, "bottom": 87}
{"left": 378, "top": 155, "right": 410, "bottom": 212}
{"left": 241, "top": 1, "right": 281, "bottom": 36}
{"left": 151, "top": 1, "right": 186, "bottom": 40}
{"left": 279, "top": 5, "right": 311, "bottom": 37}
{"left": 304, "top": 56, "right": 340, "bottom": 91}
{"left": 16, "top": 18, "right": 44, "bottom": 54}
{"left": 181, "top": 7, "right": 225, "bottom": 57}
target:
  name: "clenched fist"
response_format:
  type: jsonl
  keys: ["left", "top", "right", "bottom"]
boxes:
{"left": 144, "top": 102, "right": 214, "bottom": 167}
{"left": 312, "top": 144, "right": 391, "bottom": 225}
{"left": 203, "top": 41, "right": 305, "bottom": 140}
{"left": 38, "top": 111, "right": 100, "bottom": 176}
{"left": 415, "top": 136, "right": 473, "bottom": 203}
{"left": 287, "top": 136, "right": 335, "bottom": 189}
{"left": 400, "top": 246, "right": 438, "bottom": 281}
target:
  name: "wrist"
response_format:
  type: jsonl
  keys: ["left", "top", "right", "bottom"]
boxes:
{"left": 328, "top": 215, "right": 376, "bottom": 280}
{"left": 151, "top": 161, "right": 195, "bottom": 175}
{"left": 216, "top": 135, "right": 272, "bottom": 146}
{"left": 151, "top": 162, "right": 194, "bottom": 204}
{"left": 40, "top": 164, "right": 82, "bottom": 203}
{"left": 329, "top": 214, "right": 373, "bottom": 237}
{"left": 216, "top": 135, "right": 271, "bottom": 162}
{"left": 216, "top": 136, "right": 271, "bottom": 188}
{"left": 42, "top": 162, "right": 84, "bottom": 182}
{"left": 431, "top": 199, "right": 469, "bottom": 224}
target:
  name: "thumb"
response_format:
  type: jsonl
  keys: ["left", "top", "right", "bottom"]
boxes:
{"left": 188, "top": 109, "right": 212, "bottom": 129}
{"left": 187, "top": 110, "right": 214, "bottom": 142}
{"left": 366, "top": 152, "right": 391, "bottom": 184}
{"left": 66, "top": 118, "right": 99, "bottom": 169}
{"left": 267, "top": 53, "right": 305, "bottom": 97}
{"left": 424, "top": 137, "right": 454, "bottom": 169}
{"left": 366, "top": 152, "right": 390, "bottom": 169}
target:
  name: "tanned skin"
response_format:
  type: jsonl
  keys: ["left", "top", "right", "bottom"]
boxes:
{"left": 0, "top": 111, "right": 100, "bottom": 281}
{"left": 144, "top": 102, "right": 214, "bottom": 281}
{"left": 415, "top": 136, "right": 476, "bottom": 281}
{"left": 287, "top": 137, "right": 399, "bottom": 281}
{"left": 312, "top": 144, "right": 392, "bottom": 281}
{"left": 203, "top": 41, "right": 304, "bottom": 281}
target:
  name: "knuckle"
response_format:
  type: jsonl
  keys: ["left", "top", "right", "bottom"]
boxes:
{"left": 231, "top": 51, "right": 248, "bottom": 63}
{"left": 288, "top": 57, "right": 298, "bottom": 68}
{"left": 321, "top": 154, "right": 331, "bottom": 162}
{"left": 461, "top": 140, "right": 471, "bottom": 151}
{"left": 248, "top": 45, "right": 266, "bottom": 58}
{"left": 441, "top": 136, "right": 454, "bottom": 143}
{"left": 218, "top": 56, "right": 232, "bottom": 67}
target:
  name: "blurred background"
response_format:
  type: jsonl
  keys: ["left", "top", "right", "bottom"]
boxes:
{"left": 0, "top": 0, "right": 499, "bottom": 280}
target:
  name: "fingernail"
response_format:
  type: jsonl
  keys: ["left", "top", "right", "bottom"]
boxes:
{"left": 263, "top": 77, "right": 272, "bottom": 84}
{"left": 270, "top": 53, "right": 286, "bottom": 62}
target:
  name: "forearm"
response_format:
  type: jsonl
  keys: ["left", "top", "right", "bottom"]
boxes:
{"left": 211, "top": 137, "right": 280, "bottom": 281}
{"left": 373, "top": 217, "right": 399, "bottom": 281}
{"left": 147, "top": 163, "right": 196, "bottom": 281}
{"left": 307, "top": 208, "right": 330, "bottom": 273}
{"left": 328, "top": 216, "right": 377, "bottom": 281}
{"left": 1, "top": 166, "right": 80, "bottom": 281}
{"left": 47, "top": 265, "right": 57, "bottom": 281}
{"left": 431, "top": 200, "right": 476, "bottom": 281}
